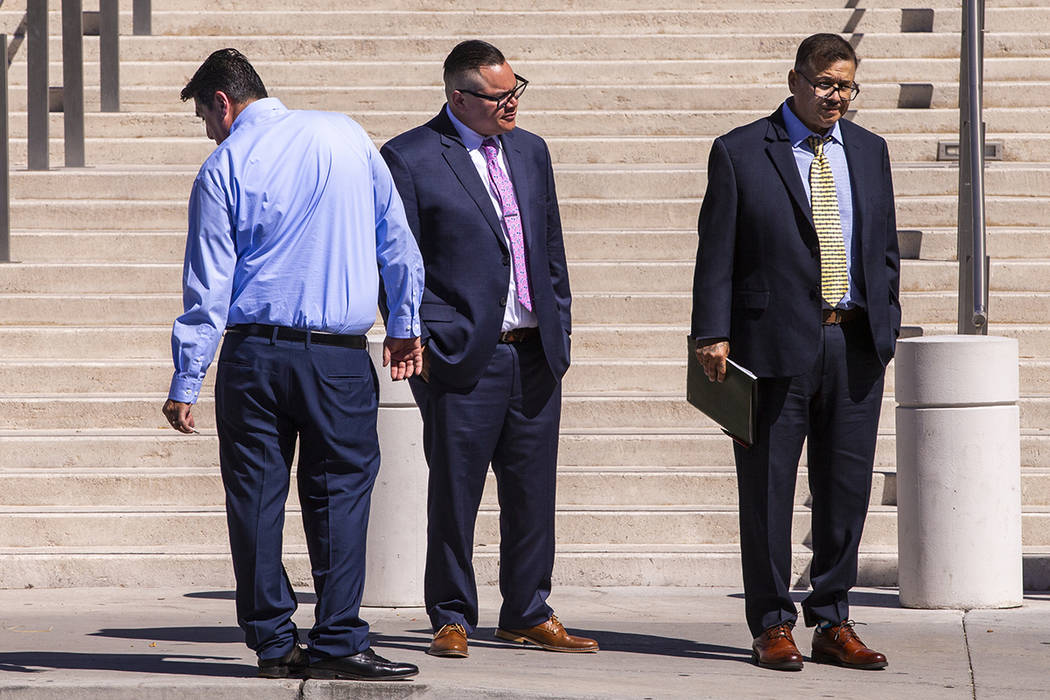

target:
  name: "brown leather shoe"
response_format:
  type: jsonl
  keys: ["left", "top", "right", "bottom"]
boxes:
{"left": 495, "top": 614, "right": 599, "bottom": 653}
{"left": 811, "top": 620, "right": 888, "bottom": 670}
{"left": 428, "top": 623, "right": 468, "bottom": 658}
{"left": 752, "top": 622, "right": 804, "bottom": 671}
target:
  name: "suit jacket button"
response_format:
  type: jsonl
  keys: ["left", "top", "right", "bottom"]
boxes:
{"left": 499, "top": 296, "right": 508, "bottom": 307}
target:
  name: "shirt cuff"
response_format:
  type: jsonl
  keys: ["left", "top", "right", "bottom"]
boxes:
{"left": 385, "top": 312, "right": 421, "bottom": 339}
{"left": 168, "top": 373, "right": 203, "bottom": 404}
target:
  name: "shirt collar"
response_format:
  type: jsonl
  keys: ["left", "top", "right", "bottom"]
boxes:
{"left": 781, "top": 99, "right": 844, "bottom": 149}
{"left": 445, "top": 104, "right": 495, "bottom": 152}
{"left": 229, "top": 97, "right": 288, "bottom": 135}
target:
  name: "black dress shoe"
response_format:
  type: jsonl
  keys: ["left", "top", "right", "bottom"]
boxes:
{"left": 306, "top": 647, "right": 418, "bottom": 681}
{"left": 257, "top": 644, "right": 309, "bottom": 678}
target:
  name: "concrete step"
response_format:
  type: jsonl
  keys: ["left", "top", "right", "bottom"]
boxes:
{"left": 144, "top": 0, "right": 1050, "bottom": 10}
{"left": 24, "top": 33, "right": 1050, "bottom": 65}
{"left": 8, "top": 82, "right": 1050, "bottom": 118}
{"left": 1, "top": 503, "right": 1046, "bottom": 548}
{"left": 4, "top": 465, "right": 1048, "bottom": 509}
{"left": 4, "top": 392, "right": 1049, "bottom": 432}
{"left": 7, "top": 427, "right": 1050, "bottom": 473}
{"left": 0, "top": 544, "right": 874, "bottom": 589}
{"left": 5, "top": 351, "right": 1050, "bottom": 397}
{"left": 555, "top": 394, "right": 1050, "bottom": 433}
{"left": 4, "top": 322, "right": 1050, "bottom": 363}
{"left": 12, "top": 258, "right": 1048, "bottom": 316}
{"left": 15, "top": 57, "right": 1050, "bottom": 91}
{"left": 8, "top": 108, "right": 1049, "bottom": 142}
{"left": 3, "top": 162, "right": 1047, "bottom": 205}
{"left": 564, "top": 290, "right": 1050, "bottom": 326}
{"left": 8, "top": 8, "right": 1048, "bottom": 37}
{"left": 566, "top": 227, "right": 1050, "bottom": 264}
{"left": 7, "top": 192, "right": 1048, "bottom": 235}
{"left": 3, "top": 543, "right": 1046, "bottom": 589}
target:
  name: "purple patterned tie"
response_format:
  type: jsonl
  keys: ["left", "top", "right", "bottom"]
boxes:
{"left": 481, "top": 137, "right": 532, "bottom": 311}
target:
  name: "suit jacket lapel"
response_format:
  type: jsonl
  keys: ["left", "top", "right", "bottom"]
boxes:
{"left": 500, "top": 130, "right": 534, "bottom": 251}
{"left": 764, "top": 111, "right": 813, "bottom": 225}
{"left": 841, "top": 120, "right": 872, "bottom": 256}
{"left": 430, "top": 109, "right": 506, "bottom": 247}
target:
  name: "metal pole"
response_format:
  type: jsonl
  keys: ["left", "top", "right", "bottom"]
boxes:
{"left": 27, "top": 0, "right": 48, "bottom": 171}
{"left": 100, "top": 0, "right": 119, "bottom": 112}
{"left": 0, "top": 34, "right": 10, "bottom": 262}
{"left": 967, "top": 0, "right": 988, "bottom": 331}
{"left": 62, "top": 0, "right": 86, "bottom": 167}
{"left": 133, "top": 0, "right": 152, "bottom": 36}
{"left": 957, "top": 0, "right": 987, "bottom": 334}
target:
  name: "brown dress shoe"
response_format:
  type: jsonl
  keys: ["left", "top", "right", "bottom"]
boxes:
{"left": 495, "top": 614, "right": 599, "bottom": 652}
{"left": 811, "top": 620, "right": 888, "bottom": 670}
{"left": 752, "top": 622, "right": 804, "bottom": 671}
{"left": 428, "top": 623, "right": 469, "bottom": 658}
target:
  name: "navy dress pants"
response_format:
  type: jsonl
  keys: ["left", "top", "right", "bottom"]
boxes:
{"left": 733, "top": 318, "right": 885, "bottom": 638}
{"left": 410, "top": 338, "right": 560, "bottom": 634}
{"left": 214, "top": 331, "right": 380, "bottom": 661}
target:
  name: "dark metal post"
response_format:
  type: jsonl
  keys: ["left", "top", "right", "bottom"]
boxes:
{"left": 27, "top": 0, "right": 48, "bottom": 171}
{"left": 0, "top": 34, "right": 10, "bottom": 262}
{"left": 100, "top": 0, "right": 119, "bottom": 112}
{"left": 956, "top": 0, "right": 988, "bottom": 334}
{"left": 133, "top": 0, "right": 152, "bottom": 36}
{"left": 62, "top": 0, "right": 86, "bottom": 167}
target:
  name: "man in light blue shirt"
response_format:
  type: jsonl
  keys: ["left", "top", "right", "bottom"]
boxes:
{"left": 161, "top": 48, "right": 422, "bottom": 682}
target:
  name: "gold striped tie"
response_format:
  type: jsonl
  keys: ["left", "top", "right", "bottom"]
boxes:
{"left": 807, "top": 135, "right": 848, "bottom": 306}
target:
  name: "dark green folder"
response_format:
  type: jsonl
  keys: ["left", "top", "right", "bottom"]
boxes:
{"left": 686, "top": 336, "right": 758, "bottom": 448}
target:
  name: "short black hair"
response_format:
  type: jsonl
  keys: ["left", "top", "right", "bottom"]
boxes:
{"left": 443, "top": 40, "right": 506, "bottom": 88}
{"left": 180, "top": 48, "right": 268, "bottom": 104}
{"left": 794, "top": 33, "right": 857, "bottom": 74}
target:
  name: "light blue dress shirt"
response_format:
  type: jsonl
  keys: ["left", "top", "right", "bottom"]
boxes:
{"left": 781, "top": 100, "right": 863, "bottom": 309}
{"left": 169, "top": 97, "right": 424, "bottom": 403}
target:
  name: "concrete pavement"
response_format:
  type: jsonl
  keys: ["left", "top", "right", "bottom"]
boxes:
{"left": 0, "top": 585, "right": 1047, "bottom": 699}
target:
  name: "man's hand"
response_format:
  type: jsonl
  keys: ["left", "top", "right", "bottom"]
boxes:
{"left": 162, "top": 399, "right": 197, "bottom": 434}
{"left": 696, "top": 341, "right": 730, "bottom": 383}
{"left": 383, "top": 336, "right": 423, "bottom": 380}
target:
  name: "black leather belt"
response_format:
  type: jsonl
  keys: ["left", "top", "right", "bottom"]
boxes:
{"left": 498, "top": 327, "right": 539, "bottom": 344}
{"left": 226, "top": 324, "right": 367, "bottom": 349}
{"left": 822, "top": 308, "right": 864, "bottom": 325}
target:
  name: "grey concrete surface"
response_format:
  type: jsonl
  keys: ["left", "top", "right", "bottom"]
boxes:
{"left": 0, "top": 586, "right": 1046, "bottom": 699}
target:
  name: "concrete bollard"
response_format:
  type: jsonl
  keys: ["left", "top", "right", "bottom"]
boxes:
{"left": 895, "top": 335, "right": 1022, "bottom": 609}
{"left": 362, "top": 337, "right": 426, "bottom": 607}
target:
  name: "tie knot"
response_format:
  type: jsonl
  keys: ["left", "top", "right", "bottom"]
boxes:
{"left": 481, "top": 137, "right": 499, "bottom": 158}
{"left": 807, "top": 134, "right": 830, "bottom": 156}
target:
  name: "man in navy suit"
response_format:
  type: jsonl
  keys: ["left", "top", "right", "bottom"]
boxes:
{"left": 381, "top": 40, "right": 597, "bottom": 658}
{"left": 691, "top": 34, "right": 900, "bottom": 671}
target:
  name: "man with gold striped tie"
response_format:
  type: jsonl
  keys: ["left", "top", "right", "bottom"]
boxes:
{"left": 691, "top": 34, "right": 900, "bottom": 672}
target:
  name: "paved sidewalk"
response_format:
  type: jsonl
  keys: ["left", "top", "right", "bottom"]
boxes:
{"left": 0, "top": 586, "right": 1046, "bottom": 699}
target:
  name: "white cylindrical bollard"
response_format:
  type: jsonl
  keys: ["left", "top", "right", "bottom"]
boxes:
{"left": 895, "top": 335, "right": 1022, "bottom": 609}
{"left": 362, "top": 337, "right": 427, "bottom": 607}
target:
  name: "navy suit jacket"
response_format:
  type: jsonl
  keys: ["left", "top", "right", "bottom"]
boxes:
{"left": 381, "top": 108, "right": 572, "bottom": 389}
{"left": 691, "top": 108, "right": 901, "bottom": 378}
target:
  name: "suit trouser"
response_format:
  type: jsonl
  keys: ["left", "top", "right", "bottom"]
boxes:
{"left": 214, "top": 331, "right": 380, "bottom": 660}
{"left": 410, "top": 337, "right": 560, "bottom": 634}
{"left": 733, "top": 318, "right": 885, "bottom": 638}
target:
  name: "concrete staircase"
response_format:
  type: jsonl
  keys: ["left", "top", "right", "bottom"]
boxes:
{"left": 1, "top": 0, "right": 1048, "bottom": 589}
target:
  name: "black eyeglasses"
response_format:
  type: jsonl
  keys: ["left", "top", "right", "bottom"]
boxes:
{"left": 797, "top": 71, "right": 860, "bottom": 101}
{"left": 457, "top": 74, "right": 529, "bottom": 111}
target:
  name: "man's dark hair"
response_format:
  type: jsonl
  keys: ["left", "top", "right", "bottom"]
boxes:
{"left": 794, "top": 33, "right": 857, "bottom": 74}
{"left": 180, "top": 48, "right": 268, "bottom": 104}
{"left": 443, "top": 40, "right": 506, "bottom": 88}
